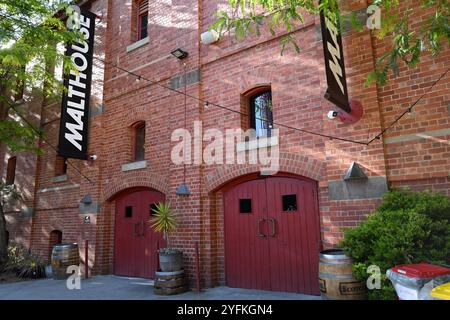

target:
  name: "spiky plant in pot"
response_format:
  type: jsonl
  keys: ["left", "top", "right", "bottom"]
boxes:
{"left": 150, "top": 202, "right": 182, "bottom": 272}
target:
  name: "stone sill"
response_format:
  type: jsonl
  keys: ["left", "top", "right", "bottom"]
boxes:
{"left": 122, "top": 160, "right": 147, "bottom": 172}
{"left": 52, "top": 174, "right": 68, "bottom": 183}
{"left": 126, "top": 36, "right": 149, "bottom": 53}
{"left": 236, "top": 136, "right": 279, "bottom": 152}
{"left": 38, "top": 184, "right": 80, "bottom": 193}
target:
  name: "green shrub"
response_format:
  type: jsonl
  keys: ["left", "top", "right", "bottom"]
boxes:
{"left": 0, "top": 243, "right": 46, "bottom": 279}
{"left": 341, "top": 189, "right": 450, "bottom": 300}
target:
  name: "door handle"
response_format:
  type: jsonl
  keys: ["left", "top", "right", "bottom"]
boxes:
{"left": 133, "top": 222, "right": 140, "bottom": 237}
{"left": 140, "top": 220, "right": 145, "bottom": 237}
{"left": 268, "top": 218, "right": 276, "bottom": 237}
{"left": 257, "top": 218, "right": 267, "bottom": 238}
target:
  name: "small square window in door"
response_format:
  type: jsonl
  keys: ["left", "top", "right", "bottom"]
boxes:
{"left": 282, "top": 194, "right": 297, "bottom": 212}
{"left": 149, "top": 203, "right": 158, "bottom": 216}
{"left": 239, "top": 199, "right": 252, "bottom": 214}
{"left": 125, "top": 206, "right": 133, "bottom": 218}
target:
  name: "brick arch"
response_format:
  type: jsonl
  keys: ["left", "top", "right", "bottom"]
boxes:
{"left": 124, "top": 105, "right": 149, "bottom": 127}
{"left": 205, "top": 152, "right": 325, "bottom": 193}
{"left": 102, "top": 172, "right": 169, "bottom": 201}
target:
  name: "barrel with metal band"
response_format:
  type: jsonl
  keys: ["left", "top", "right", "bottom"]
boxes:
{"left": 319, "top": 249, "right": 367, "bottom": 300}
{"left": 51, "top": 243, "right": 80, "bottom": 280}
{"left": 154, "top": 269, "right": 188, "bottom": 295}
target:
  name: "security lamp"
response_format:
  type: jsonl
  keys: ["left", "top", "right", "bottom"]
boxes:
{"left": 327, "top": 111, "right": 339, "bottom": 120}
{"left": 171, "top": 48, "right": 189, "bottom": 60}
{"left": 176, "top": 183, "right": 191, "bottom": 196}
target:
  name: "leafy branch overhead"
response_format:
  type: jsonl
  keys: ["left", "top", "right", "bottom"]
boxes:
{"left": 210, "top": 0, "right": 450, "bottom": 86}
{"left": 0, "top": 0, "right": 80, "bottom": 152}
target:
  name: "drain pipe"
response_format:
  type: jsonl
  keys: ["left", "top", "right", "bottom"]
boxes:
{"left": 156, "top": 241, "right": 160, "bottom": 271}
{"left": 85, "top": 240, "right": 89, "bottom": 279}
{"left": 195, "top": 242, "right": 201, "bottom": 292}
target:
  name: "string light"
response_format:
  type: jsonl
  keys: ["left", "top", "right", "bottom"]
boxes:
{"left": 5, "top": 59, "right": 447, "bottom": 188}
{"left": 367, "top": 67, "right": 449, "bottom": 144}
{"left": 96, "top": 58, "right": 448, "bottom": 147}
{"left": 95, "top": 57, "right": 369, "bottom": 146}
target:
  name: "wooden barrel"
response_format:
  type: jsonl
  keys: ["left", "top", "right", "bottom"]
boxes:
{"left": 154, "top": 270, "right": 188, "bottom": 295}
{"left": 51, "top": 243, "right": 80, "bottom": 280}
{"left": 319, "top": 249, "right": 367, "bottom": 300}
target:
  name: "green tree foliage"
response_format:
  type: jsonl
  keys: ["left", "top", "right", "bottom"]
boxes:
{"left": 210, "top": 0, "right": 449, "bottom": 86}
{"left": 0, "top": 0, "right": 79, "bottom": 152}
{"left": 341, "top": 189, "right": 450, "bottom": 299}
{"left": 0, "top": 182, "right": 20, "bottom": 264}
{"left": 0, "top": 0, "right": 79, "bottom": 265}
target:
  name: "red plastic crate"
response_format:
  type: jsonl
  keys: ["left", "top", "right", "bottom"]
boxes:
{"left": 391, "top": 262, "right": 450, "bottom": 279}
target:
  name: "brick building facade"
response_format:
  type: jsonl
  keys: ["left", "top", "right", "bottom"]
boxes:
{"left": 1, "top": 0, "right": 449, "bottom": 294}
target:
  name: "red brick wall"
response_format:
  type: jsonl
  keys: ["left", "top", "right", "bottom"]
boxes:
{"left": 1, "top": 0, "right": 448, "bottom": 290}
{"left": 374, "top": 0, "right": 450, "bottom": 187}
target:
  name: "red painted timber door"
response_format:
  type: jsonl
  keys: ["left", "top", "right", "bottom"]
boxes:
{"left": 114, "top": 189, "right": 165, "bottom": 278}
{"left": 224, "top": 176, "right": 320, "bottom": 295}
{"left": 224, "top": 179, "right": 271, "bottom": 291}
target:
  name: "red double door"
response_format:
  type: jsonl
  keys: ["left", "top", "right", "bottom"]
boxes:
{"left": 224, "top": 176, "right": 320, "bottom": 295}
{"left": 114, "top": 189, "right": 166, "bottom": 278}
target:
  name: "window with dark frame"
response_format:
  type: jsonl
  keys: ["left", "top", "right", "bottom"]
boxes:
{"left": 54, "top": 156, "right": 67, "bottom": 177}
{"left": 249, "top": 90, "right": 273, "bottom": 137}
{"left": 125, "top": 206, "right": 133, "bottom": 218}
{"left": 5, "top": 156, "right": 17, "bottom": 185}
{"left": 282, "top": 194, "right": 298, "bottom": 212}
{"left": 137, "top": 0, "right": 149, "bottom": 40}
{"left": 149, "top": 203, "right": 158, "bottom": 216}
{"left": 133, "top": 122, "right": 145, "bottom": 161}
{"left": 239, "top": 198, "right": 252, "bottom": 214}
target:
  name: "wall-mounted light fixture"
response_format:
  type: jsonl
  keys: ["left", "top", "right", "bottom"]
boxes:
{"left": 175, "top": 63, "right": 190, "bottom": 197}
{"left": 343, "top": 162, "right": 368, "bottom": 181}
{"left": 171, "top": 48, "right": 189, "bottom": 60}
{"left": 176, "top": 183, "right": 191, "bottom": 196}
{"left": 80, "top": 193, "right": 101, "bottom": 214}
{"left": 81, "top": 193, "right": 93, "bottom": 205}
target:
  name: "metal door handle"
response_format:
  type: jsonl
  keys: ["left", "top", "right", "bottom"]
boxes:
{"left": 269, "top": 218, "right": 276, "bottom": 237}
{"left": 140, "top": 220, "right": 145, "bottom": 236}
{"left": 133, "top": 222, "right": 140, "bottom": 237}
{"left": 258, "top": 218, "right": 266, "bottom": 238}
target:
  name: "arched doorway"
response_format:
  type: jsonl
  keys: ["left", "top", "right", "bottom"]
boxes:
{"left": 114, "top": 189, "right": 166, "bottom": 278}
{"left": 48, "top": 230, "right": 62, "bottom": 260}
{"left": 223, "top": 175, "right": 320, "bottom": 295}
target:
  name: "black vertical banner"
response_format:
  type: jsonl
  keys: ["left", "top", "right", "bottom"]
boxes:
{"left": 58, "top": 8, "right": 96, "bottom": 160}
{"left": 320, "top": 3, "right": 351, "bottom": 113}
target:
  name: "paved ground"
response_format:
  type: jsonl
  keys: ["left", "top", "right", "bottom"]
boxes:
{"left": 0, "top": 275, "right": 322, "bottom": 300}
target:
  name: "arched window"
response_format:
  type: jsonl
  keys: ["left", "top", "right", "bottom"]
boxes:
{"left": 242, "top": 86, "right": 274, "bottom": 137}
{"left": 48, "top": 230, "right": 62, "bottom": 260}
{"left": 250, "top": 90, "right": 273, "bottom": 137}
{"left": 54, "top": 156, "right": 67, "bottom": 176}
{"left": 5, "top": 156, "right": 16, "bottom": 185}
{"left": 137, "top": 0, "right": 148, "bottom": 40}
{"left": 132, "top": 122, "right": 146, "bottom": 161}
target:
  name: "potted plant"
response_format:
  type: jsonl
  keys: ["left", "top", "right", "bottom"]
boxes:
{"left": 150, "top": 202, "right": 183, "bottom": 272}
